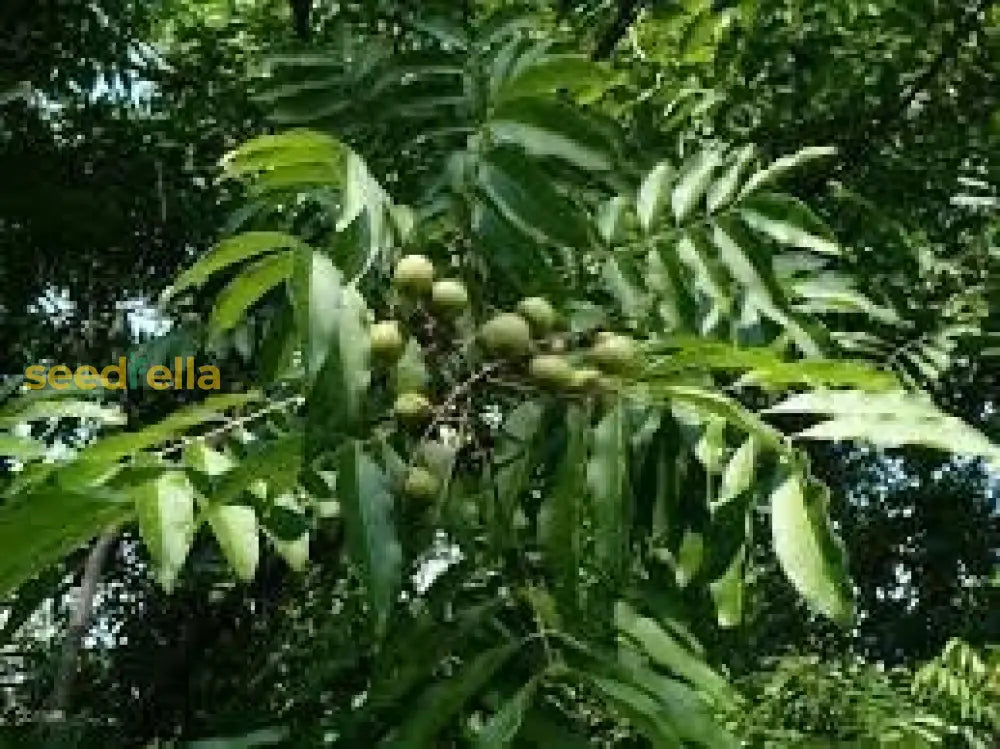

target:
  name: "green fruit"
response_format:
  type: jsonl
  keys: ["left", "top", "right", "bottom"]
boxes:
{"left": 431, "top": 279, "right": 469, "bottom": 313}
{"left": 516, "top": 296, "right": 557, "bottom": 334}
{"left": 394, "top": 392, "right": 432, "bottom": 424}
{"left": 370, "top": 320, "right": 404, "bottom": 360}
{"left": 393, "top": 254, "right": 435, "bottom": 294}
{"left": 403, "top": 467, "right": 439, "bottom": 501}
{"left": 589, "top": 333, "right": 637, "bottom": 374}
{"left": 568, "top": 367, "right": 602, "bottom": 391}
{"left": 480, "top": 313, "right": 531, "bottom": 357}
{"left": 528, "top": 354, "right": 574, "bottom": 389}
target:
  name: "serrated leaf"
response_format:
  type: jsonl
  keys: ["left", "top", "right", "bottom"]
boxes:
{"left": 206, "top": 503, "right": 259, "bottom": 581}
{"left": 337, "top": 441, "right": 401, "bottom": 635}
{"left": 135, "top": 471, "right": 197, "bottom": 592}
{"left": 770, "top": 474, "right": 853, "bottom": 623}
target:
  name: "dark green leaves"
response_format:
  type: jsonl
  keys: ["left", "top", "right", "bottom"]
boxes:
{"left": 478, "top": 146, "right": 591, "bottom": 248}
{"left": 337, "top": 441, "right": 401, "bottom": 635}
{"left": 587, "top": 403, "right": 629, "bottom": 581}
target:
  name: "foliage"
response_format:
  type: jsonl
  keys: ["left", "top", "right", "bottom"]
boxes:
{"left": 0, "top": 1, "right": 998, "bottom": 747}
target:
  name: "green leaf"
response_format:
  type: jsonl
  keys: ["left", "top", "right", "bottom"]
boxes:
{"left": 717, "top": 436, "right": 757, "bottom": 506}
{"left": 170, "top": 232, "right": 308, "bottom": 297}
{"left": 59, "top": 393, "right": 259, "bottom": 487}
{"left": 479, "top": 145, "right": 591, "bottom": 247}
{"left": 770, "top": 474, "right": 853, "bottom": 624}
{"left": 0, "top": 434, "right": 46, "bottom": 460}
{"left": 222, "top": 128, "right": 347, "bottom": 184}
{"left": 337, "top": 440, "right": 401, "bottom": 635}
{"left": 711, "top": 220, "right": 822, "bottom": 356}
{"left": 707, "top": 144, "right": 755, "bottom": 213}
{"left": 637, "top": 161, "right": 674, "bottom": 231}
{"left": 384, "top": 641, "right": 520, "bottom": 748}
{"left": 540, "top": 405, "right": 587, "bottom": 612}
{"left": 587, "top": 676, "right": 682, "bottom": 747}
{"left": 210, "top": 250, "right": 295, "bottom": 336}
{"left": 0, "top": 487, "right": 132, "bottom": 597}
{"left": 306, "top": 285, "right": 371, "bottom": 442}
{"left": 621, "top": 663, "right": 741, "bottom": 748}
{"left": 768, "top": 390, "right": 1000, "bottom": 464}
{"left": 475, "top": 677, "right": 539, "bottom": 749}
{"left": 587, "top": 403, "right": 629, "bottom": 580}
{"left": 709, "top": 545, "right": 746, "bottom": 628}
{"left": 135, "top": 471, "right": 197, "bottom": 592}
{"left": 738, "top": 146, "right": 837, "bottom": 198}
{"left": 205, "top": 503, "right": 259, "bottom": 581}
{"left": 495, "top": 54, "right": 616, "bottom": 102}
{"left": 615, "top": 602, "right": 736, "bottom": 709}
{"left": 739, "top": 192, "right": 840, "bottom": 256}
{"left": 487, "top": 98, "right": 614, "bottom": 171}
{"left": 652, "top": 385, "right": 784, "bottom": 452}
{"left": 673, "top": 149, "right": 721, "bottom": 223}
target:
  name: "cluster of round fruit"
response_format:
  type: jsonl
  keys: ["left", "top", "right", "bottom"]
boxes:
{"left": 370, "top": 254, "right": 638, "bottom": 499}
{"left": 479, "top": 298, "right": 637, "bottom": 392}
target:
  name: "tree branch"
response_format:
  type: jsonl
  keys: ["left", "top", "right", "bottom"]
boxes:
{"left": 47, "top": 529, "right": 117, "bottom": 721}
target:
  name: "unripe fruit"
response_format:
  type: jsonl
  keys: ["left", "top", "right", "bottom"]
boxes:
{"left": 568, "top": 367, "right": 602, "bottom": 391}
{"left": 431, "top": 279, "right": 469, "bottom": 313}
{"left": 393, "top": 254, "right": 435, "bottom": 294}
{"left": 394, "top": 392, "right": 432, "bottom": 424}
{"left": 480, "top": 313, "right": 531, "bottom": 357}
{"left": 516, "top": 296, "right": 557, "bottom": 334}
{"left": 528, "top": 354, "right": 574, "bottom": 389}
{"left": 589, "top": 333, "right": 637, "bottom": 374}
{"left": 370, "top": 320, "right": 404, "bottom": 360}
{"left": 403, "top": 467, "right": 439, "bottom": 501}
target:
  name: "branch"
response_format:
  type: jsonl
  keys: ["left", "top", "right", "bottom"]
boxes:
{"left": 46, "top": 529, "right": 117, "bottom": 721}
